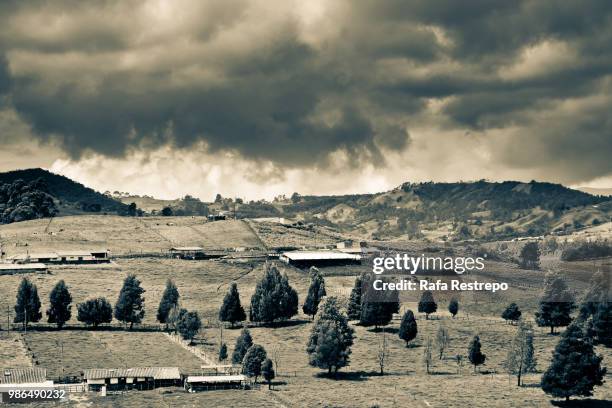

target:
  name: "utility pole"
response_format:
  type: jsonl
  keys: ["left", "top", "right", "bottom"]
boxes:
{"left": 24, "top": 305, "right": 27, "bottom": 335}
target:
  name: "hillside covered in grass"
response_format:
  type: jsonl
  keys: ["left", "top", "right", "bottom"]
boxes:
{"left": 0, "top": 168, "right": 127, "bottom": 215}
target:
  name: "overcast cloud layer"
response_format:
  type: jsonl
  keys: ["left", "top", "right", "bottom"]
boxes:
{"left": 0, "top": 0, "right": 611, "bottom": 199}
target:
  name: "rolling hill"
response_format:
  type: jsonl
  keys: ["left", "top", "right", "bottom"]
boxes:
{"left": 0, "top": 168, "right": 127, "bottom": 214}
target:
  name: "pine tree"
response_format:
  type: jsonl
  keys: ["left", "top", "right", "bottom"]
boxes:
{"left": 219, "top": 282, "right": 246, "bottom": 327}
{"left": 448, "top": 298, "right": 459, "bottom": 318}
{"left": 157, "top": 279, "right": 179, "bottom": 327}
{"left": 261, "top": 358, "right": 275, "bottom": 389}
{"left": 506, "top": 322, "right": 537, "bottom": 386}
{"left": 436, "top": 325, "right": 450, "bottom": 360}
{"left": 536, "top": 273, "right": 575, "bottom": 334}
{"left": 519, "top": 242, "right": 540, "bottom": 269}
{"left": 114, "top": 274, "right": 146, "bottom": 329}
{"left": 242, "top": 344, "right": 267, "bottom": 383}
{"left": 219, "top": 343, "right": 228, "bottom": 362}
{"left": 14, "top": 277, "right": 42, "bottom": 329}
{"left": 306, "top": 297, "right": 355, "bottom": 376}
{"left": 303, "top": 267, "right": 326, "bottom": 319}
{"left": 359, "top": 274, "right": 399, "bottom": 328}
{"left": 418, "top": 290, "right": 437, "bottom": 319}
{"left": 541, "top": 322, "right": 606, "bottom": 401}
{"left": 579, "top": 270, "right": 609, "bottom": 318}
{"left": 177, "top": 310, "right": 201, "bottom": 344}
{"left": 47, "top": 280, "right": 72, "bottom": 329}
{"left": 592, "top": 300, "right": 611, "bottom": 347}
{"left": 232, "top": 328, "right": 253, "bottom": 364}
{"left": 501, "top": 303, "right": 522, "bottom": 324}
{"left": 398, "top": 310, "right": 418, "bottom": 347}
{"left": 423, "top": 337, "right": 433, "bottom": 374}
{"left": 347, "top": 274, "right": 362, "bottom": 320}
{"left": 250, "top": 264, "right": 298, "bottom": 324}
{"left": 468, "top": 335, "right": 486, "bottom": 373}
{"left": 77, "top": 298, "right": 113, "bottom": 328}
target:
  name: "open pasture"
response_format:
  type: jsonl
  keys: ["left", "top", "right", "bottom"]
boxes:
{"left": 23, "top": 331, "right": 203, "bottom": 379}
{"left": 0, "top": 216, "right": 264, "bottom": 256}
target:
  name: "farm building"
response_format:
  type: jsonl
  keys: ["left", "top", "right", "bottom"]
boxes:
{"left": 280, "top": 250, "right": 361, "bottom": 268}
{"left": 0, "top": 263, "right": 47, "bottom": 275}
{"left": 170, "top": 247, "right": 226, "bottom": 260}
{"left": 336, "top": 240, "right": 366, "bottom": 254}
{"left": 170, "top": 247, "right": 205, "bottom": 259}
{"left": 83, "top": 367, "right": 181, "bottom": 392}
{"left": 1, "top": 368, "right": 52, "bottom": 387}
{"left": 207, "top": 213, "right": 227, "bottom": 221}
{"left": 7, "top": 250, "right": 110, "bottom": 265}
{"left": 184, "top": 374, "right": 248, "bottom": 392}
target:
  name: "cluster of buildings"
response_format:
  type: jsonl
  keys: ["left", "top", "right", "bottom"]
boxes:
{"left": 0, "top": 249, "right": 110, "bottom": 275}
{"left": 1, "top": 366, "right": 249, "bottom": 397}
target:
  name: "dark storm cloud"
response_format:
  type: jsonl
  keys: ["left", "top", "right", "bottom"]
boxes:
{"left": 0, "top": 0, "right": 611, "bottom": 182}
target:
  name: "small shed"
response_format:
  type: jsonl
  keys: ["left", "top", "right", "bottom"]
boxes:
{"left": 184, "top": 374, "right": 248, "bottom": 392}
{"left": 280, "top": 250, "right": 361, "bottom": 268}
{"left": 83, "top": 367, "right": 181, "bottom": 392}
{"left": 170, "top": 247, "right": 206, "bottom": 260}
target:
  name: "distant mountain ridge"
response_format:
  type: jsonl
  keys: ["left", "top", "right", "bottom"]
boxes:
{"left": 0, "top": 168, "right": 127, "bottom": 214}
{"left": 1, "top": 169, "right": 610, "bottom": 240}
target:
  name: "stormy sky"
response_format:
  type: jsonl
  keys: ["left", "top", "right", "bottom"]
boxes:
{"left": 0, "top": 0, "right": 611, "bottom": 199}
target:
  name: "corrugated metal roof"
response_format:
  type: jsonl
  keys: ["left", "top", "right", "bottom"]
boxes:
{"left": 8, "top": 253, "right": 59, "bottom": 260}
{"left": 84, "top": 367, "right": 181, "bottom": 380}
{"left": 170, "top": 247, "right": 204, "bottom": 251}
{"left": 281, "top": 251, "right": 361, "bottom": 261}
{"left": 0, "top": 263, "right": 47, "bottom": 271}
{"left": 186, "top": 375, "right": 246, "bottom": 383}
{"left": 0, "top": 368, "right": 47, "bottom": 384}
{"left": 56, "top": 251, "right": 95, "bottom": 257}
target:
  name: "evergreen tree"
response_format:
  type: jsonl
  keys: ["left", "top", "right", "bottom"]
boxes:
{"left": 157, "top": 279, "right": 179, "bottom": 327}
{"left": 14, "top": 278, "right": 42, "bottom": 329}
{"left": 303, "top": 267, "right": 326, "bottom": 319}
{"left": 219, "top": 282, "right": 246, "bottom": 327}
{"left": 448, "top": 298, "right": 459, "bottom": 318}
{"left": 578, "top": 270, "right": 609, "bottom": 318}
{"left": 219, "top": 343, "right": 228, "bottom": 362}
{"left": 506, "top": 322, "right": 537, "bottom": 386}
{"left": 468, "top": 335, "right": 486, "bottom": 372}
{"left": 519, "top": 242, "right": 540, "bottom": 269}
{"left": 501, "top": 303, "right": 522, "bottom": 324}
{"left": 177, "top": 310, "right": 201, "bottom": 344}
{"left": 541, "top": 322, "right": 606, "bottom": 401}
{"left": 536, "top": 273, "right": 575, "bottom": 334}
{"left": 250, "top": 264, "right": 298, "bottom": 324}
{"left": 242, "top": 344, "right": 267, "bottom": 383}
{"left": 114, "top": 274, "right": 146, "bottom": 329}
{"left": 47, "top": 280, "right": 72, "bottom": 329}
{"left": 398, "top": 310, "right": 418, "bottom": 347}
{"left": 306, "top": 297, "right": 355, "bottom": 376}
{"left": 436, "top": 325, "right": 450, "bottom": 360}
{"left": 232, "top": 328, "right": 253, "bottom": 364}
{"left": 261, "top": 358, "right": 275, "bottom": 389}
{"left": 347, "top": 274, "right": 362, "bottom": 320}
{"left": 77, "top": 298, "right": 113, "bottom": 328}
{"left": 359, "top": 274, "right": 399, "bottom": 328}
{"left": 418, "top": 290, "right": 437, "bottom": 320}
{"left": 592, "top": 300, "right": 611, "bottom": 347}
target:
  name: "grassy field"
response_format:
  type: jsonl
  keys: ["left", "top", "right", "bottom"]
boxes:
{"left": 0, "top": 216, "right": 264, "bottom": 256}
{"left": 22, "top": 331, "right": 204, "bottom": 378}
{"left": 0, "top": 216, "right": 611, "bottom": 406}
